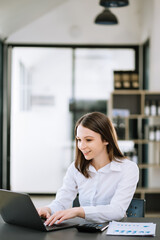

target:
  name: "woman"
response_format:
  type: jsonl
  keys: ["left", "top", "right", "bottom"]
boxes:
{"left": 38, "top": 112, "right": 139, "bottom": 226}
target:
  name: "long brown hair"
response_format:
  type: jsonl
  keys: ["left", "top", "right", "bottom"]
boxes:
{"left": 74, "top": 112, "right": 126, "bottom": 178}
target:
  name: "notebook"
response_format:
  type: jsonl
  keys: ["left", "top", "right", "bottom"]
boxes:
{"left": 0, "top": 189, "right": 78, "bottom": 232}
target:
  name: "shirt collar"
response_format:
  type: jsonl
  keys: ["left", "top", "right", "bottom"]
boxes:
{"left": 88, "top": 160, "right": 122, "bottom": 173}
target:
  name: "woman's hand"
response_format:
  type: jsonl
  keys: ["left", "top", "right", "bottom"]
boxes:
{"left": 45, "top": 207, "right": 85, "bottom": 226}
{"left": 37, "top": 206, "right": 51, "bottom": 219}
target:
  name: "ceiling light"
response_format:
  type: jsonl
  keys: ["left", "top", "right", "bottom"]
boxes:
{"left": 95, "top": 9, "right": 118, "bottom": 25}
{"left": 100, "top": 0, "right": 129, "bottom": 7}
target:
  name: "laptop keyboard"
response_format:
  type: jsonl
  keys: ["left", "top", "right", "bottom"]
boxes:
{"left": 41, "top": 218, "right": 78, "bottom": 231}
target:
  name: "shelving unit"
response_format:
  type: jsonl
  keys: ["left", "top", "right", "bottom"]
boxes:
{"left": 109, "top": 90, "right": 160, "bottom": 217}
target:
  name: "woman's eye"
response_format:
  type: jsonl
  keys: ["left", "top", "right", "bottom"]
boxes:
{"left": 86, "top": 139, "right": 92, "bottom": 142}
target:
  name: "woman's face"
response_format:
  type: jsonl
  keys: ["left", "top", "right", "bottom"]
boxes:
{"left": 76, "top": 124, "right": 108, "bottom": 161}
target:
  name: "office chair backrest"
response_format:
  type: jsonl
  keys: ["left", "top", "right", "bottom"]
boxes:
{"left": 73, "top": 195, "right": 80, "bottom": 207}
{"left": 126, "top": 198, "right": 145, "bottom": 217}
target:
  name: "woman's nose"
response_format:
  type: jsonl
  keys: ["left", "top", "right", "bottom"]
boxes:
{"left": 79, "top": 141, "right": 86, "bottom": 150}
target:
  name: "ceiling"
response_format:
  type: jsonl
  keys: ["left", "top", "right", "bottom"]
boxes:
{"left": 0, "top": 0, "right": 147, "bottom": 44}
{"left": 0, "top": 0, "right": 68, "bottom": 39}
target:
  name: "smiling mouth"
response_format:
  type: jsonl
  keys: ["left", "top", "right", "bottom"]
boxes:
{"left": 83, "top": 151, "right": 91, "bottom": 155}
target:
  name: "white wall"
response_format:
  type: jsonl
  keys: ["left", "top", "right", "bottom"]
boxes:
{"left": 140, "top": 0, "right": 152, "bottom": 43}
{"left": 147, "top": 0, "right": 160, "bottom": 188}
{"left": 7, "top": 0, "right": 142, "bottom": 44}
{"left": 149, "top": 0, "right": 160, "bottom": 91}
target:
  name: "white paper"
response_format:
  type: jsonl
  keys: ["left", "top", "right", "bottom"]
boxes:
{"left": 106, "top": 221, "right": 156, "bottom": 236}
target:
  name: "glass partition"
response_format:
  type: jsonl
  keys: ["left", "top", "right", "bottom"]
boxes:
{"left": 72, "top": 48, "right": 135, "bottom": 124}
{"left": 11, "top": 47, "right": 72, "bottom": 193}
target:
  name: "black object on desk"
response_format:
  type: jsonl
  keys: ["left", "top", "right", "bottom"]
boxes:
{"left": 76, "top": 222, "right": 109, "bottom": 232}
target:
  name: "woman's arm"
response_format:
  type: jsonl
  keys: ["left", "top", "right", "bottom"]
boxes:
{"left": 38, "top": 163, "right": 78, "bottom": 218}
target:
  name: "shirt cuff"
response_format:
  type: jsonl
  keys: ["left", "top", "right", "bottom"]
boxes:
{"left": 82, "top": 206, "right": 99, "bottom": 222}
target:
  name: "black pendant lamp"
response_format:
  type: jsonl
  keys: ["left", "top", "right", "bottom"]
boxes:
{"left": 95, "top": 8, "right": 118, "bottom": 25}
{"left": 100, "top": 0, "right": 129, "bottom": 7}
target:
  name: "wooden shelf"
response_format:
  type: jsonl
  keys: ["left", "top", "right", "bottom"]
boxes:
{"left": 118, "top": 139, "right": 160, "bottom": 144}
{"left": 113, "top": 90, "right": 143, "bottom": 94}
{"left": 113, "top": 115, "right": 160, "bottom": 119}
{"left": 138, "top": 164, "right": 160, "bottom": 169}
{"left": 145, "top": 212, "right": 160, "bottom": 217}
{"left": 110, "top": 90, "right": 160, "bottom": 214}
{"left": 113, "top": 90, "right": 160, "bottom": 95}
{"left": 136, "top": 188, "right": 160, "bottom": 194}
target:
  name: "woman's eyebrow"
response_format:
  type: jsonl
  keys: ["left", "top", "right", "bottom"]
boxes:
{"left": 76, "top": 136, "right": 94, "bottom": 139}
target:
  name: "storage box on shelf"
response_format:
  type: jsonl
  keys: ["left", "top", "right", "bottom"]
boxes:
{"left": 109, "top": 90, "right": 160, "bottom": 217}
{"left": 114, "top": 71, "right": 139, "bottom": 90}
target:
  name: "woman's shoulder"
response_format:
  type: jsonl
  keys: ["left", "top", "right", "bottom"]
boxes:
{"left": 114, "top": 158, "right": 139, "bottom": 172}
{"left": 121, "top": 158, "right": 139, "bottom": 174}
{"left": 67, "top": 161, "right": 79, "bottom": 173}
{"left": 122, "top": 158, "right": 137, "bottom": 165}
{"left": 67, "top": 162, "right": 86, "bottom": 181}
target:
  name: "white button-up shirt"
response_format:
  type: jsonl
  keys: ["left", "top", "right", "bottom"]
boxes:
{"left": 48, "top": 159, "right": 139, "bottom": 222}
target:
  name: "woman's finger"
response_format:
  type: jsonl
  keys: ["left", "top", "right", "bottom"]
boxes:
{"left": 45, "top": 214, "right": 59, "bottom": 226}
{"left": 56, "top": 216, "right": 66, "bottom": 224}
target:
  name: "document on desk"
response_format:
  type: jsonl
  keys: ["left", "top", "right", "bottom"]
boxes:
{"left": 106, "top": 221, "right": 156, "bottom": 236}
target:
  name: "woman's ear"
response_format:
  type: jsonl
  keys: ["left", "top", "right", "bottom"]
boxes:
{"left": 104, "top": 141, "right": 109, "bottom": 145}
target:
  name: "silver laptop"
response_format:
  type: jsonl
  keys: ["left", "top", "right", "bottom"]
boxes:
{"left": 0, "top": 189, "right": 78, "bottom": 231}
